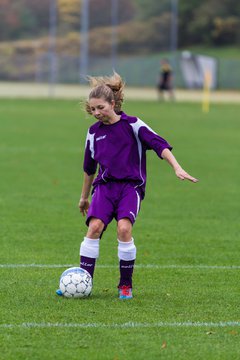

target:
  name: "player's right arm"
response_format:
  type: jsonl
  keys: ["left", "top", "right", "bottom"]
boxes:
{"left": 79, "top": 129, "right": 98, "bottom": 216}
{"left": 79, "top": 172, "right": 95, "bottom": 216}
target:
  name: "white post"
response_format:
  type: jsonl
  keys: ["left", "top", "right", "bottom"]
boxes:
{"left": 80, "top": 0, "right": 89, "bottom": 83}
{"left": 48, "top": 0, "right": 57, "bottom": 97}
{"left": 111, "top": 0, "right": 118, "bottom": 71}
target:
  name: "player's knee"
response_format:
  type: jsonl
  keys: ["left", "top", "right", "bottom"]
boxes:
{"left": 117, "top": 219, "right": 132, "bottom": 241}
{"left": 87, "top": 218, "right": 104, "bottom": 238}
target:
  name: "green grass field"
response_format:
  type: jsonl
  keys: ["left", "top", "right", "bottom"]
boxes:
{"left": 0, "top": 98, "right": 239, "bottom": 359}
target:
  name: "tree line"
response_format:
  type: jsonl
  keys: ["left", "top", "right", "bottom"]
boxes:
{"left": 0, "top": 0, "right": 239, "bottom": 50}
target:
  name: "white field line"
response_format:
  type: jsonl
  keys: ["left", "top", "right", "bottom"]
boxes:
{"left": 0, "top": 321, "right": 240, "bottom": 329}
{"left": 0, "top": 264, "right": 240, "bottom": 270}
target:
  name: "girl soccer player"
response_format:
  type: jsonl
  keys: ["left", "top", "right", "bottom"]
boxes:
{"left": 78, "top": 72, "right": 198, "bottom": 299}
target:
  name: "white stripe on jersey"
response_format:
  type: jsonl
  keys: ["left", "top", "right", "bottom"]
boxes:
{"left": 130, "top": 118, "right": 155, "bottom": 187}
{"left": 85, "top": 131, "right": 95, "bottom": 159}
{"left": 100, "top": 165, "right": 107, "bottom": 182}
{"left": 131, "top": 117, "right": 157, "bottom": 135}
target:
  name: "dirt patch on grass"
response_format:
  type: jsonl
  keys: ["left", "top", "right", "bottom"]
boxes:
{"left": 0, "top": 82, "right": 239, "bottom": 103}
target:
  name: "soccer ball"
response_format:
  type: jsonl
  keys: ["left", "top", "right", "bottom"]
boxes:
{"left": 59, "top": 267, "right": 92, "bottom": 298}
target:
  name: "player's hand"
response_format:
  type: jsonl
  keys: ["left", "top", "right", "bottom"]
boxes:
{"left": 175, "top": 168, "right": 199, "bottom": 183}
{"left": 78, "top": 198, "right": 89, "bottom": 216}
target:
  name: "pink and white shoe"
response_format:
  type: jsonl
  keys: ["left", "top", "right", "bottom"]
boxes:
{"left": 118, "top": 285, "right": 133, "bottom": 300}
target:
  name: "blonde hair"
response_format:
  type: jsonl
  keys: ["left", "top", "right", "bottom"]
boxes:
{"left": 85, "top": 72, "right": 125, "bottom": 114}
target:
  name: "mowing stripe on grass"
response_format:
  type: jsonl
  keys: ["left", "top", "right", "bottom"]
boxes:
{"left": 0, "top": 321, "right": 240, "bottom": 329}
{"left": 0, "top": 264, "right": 240, "bottom": 270}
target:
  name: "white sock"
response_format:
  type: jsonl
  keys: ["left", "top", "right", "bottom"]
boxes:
{"left": 80, "top": 237, "right": 100, "bottom": 259}
{"left": 118, "top": 238, "right": 136, "bottom": 261}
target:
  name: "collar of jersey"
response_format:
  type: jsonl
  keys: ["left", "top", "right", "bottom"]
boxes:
{"left": 98, "top": 111, "right": 127, "bottom": 127}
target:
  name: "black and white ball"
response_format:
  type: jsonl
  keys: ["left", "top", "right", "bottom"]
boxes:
{"left": 59, "top": 267, "right": 92, "bottom": 298}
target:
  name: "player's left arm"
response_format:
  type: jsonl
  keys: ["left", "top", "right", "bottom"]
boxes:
{"left": 161, "top": 148, "right": 198, "bottom": 183}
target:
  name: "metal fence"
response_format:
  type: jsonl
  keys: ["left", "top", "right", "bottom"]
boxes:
{"left": 0, "top": 52, "right": 239, "bottom": 90}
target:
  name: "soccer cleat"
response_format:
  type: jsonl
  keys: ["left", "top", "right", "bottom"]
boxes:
{"left": 118, "top": 285, "right": 133, "bottom": 300}
{"left": 56, "top": 289, "right": 63, "bottom": 296}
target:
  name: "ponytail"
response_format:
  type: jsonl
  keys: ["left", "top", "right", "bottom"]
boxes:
{"left": 85, "top": 72, "right": 125, "bottom": 114}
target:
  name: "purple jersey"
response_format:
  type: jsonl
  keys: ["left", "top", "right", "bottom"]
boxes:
{"left": 83, "top": 111, "right": 172, "bottom": 199}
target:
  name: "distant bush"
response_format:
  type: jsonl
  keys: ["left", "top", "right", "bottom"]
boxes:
{"left": 212, "top": 17, "right": 240, "bottom": 45}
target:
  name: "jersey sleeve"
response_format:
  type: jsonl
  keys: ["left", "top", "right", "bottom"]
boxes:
{"left": 83, "top": 130, "right": 98, "bottom": 175}
{"left": 138, "top": 120, "right": 172, "bottom": 159}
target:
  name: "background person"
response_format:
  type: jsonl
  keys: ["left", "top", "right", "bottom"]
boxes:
{"left": 157, "top": 59, "right": 175, "bottom": 101}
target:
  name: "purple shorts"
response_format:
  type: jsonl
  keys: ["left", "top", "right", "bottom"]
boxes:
{"left": 86, "top": 182, "right": 142, "bottom": 229}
